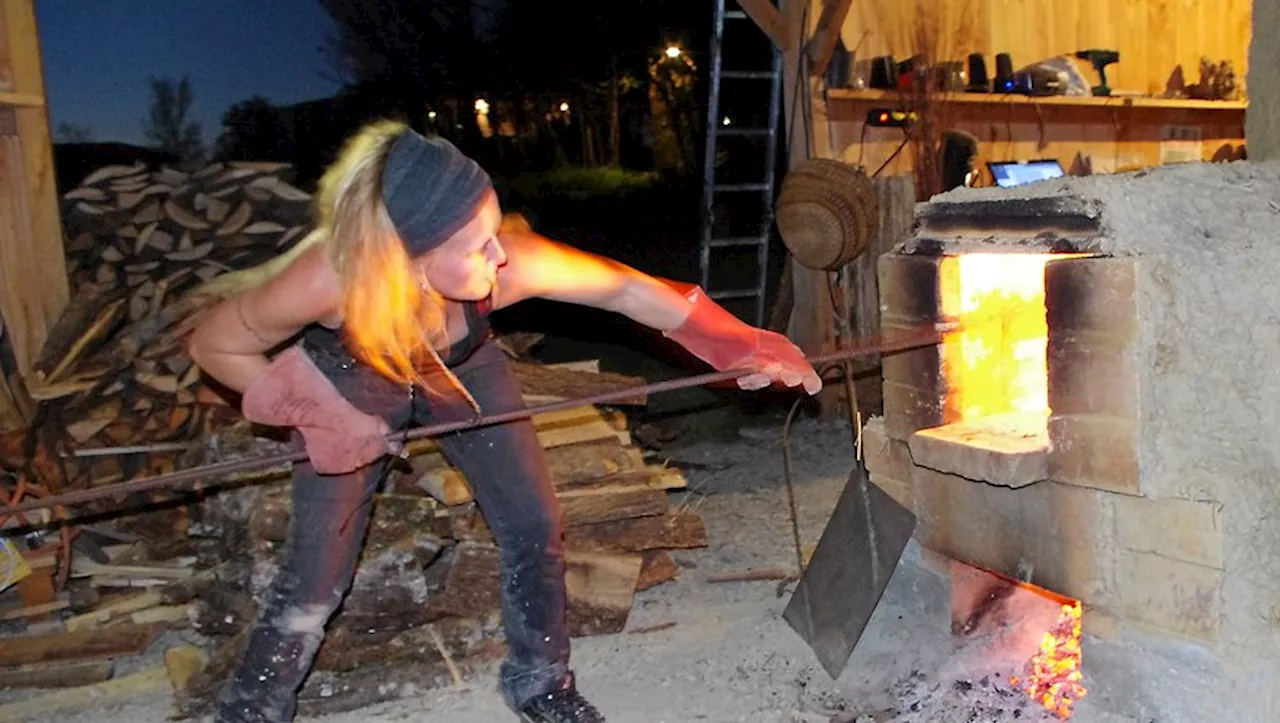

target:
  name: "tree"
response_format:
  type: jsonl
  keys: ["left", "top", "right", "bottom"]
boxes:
{"left": 213, "top": 96, "right": 293, "bottom": 162}
{"left": 142, "top": 75, "right": 205, "bottom": 168}
{"left": 55, "top": 122, "right": 95, "bottom": 144}
{"left": 316, "top": 0, "right": 493, "bottom": 127}
{"left": 491, "top": 0, "right": 706, "bottom": 168}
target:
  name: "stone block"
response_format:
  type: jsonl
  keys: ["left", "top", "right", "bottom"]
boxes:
{"left": 1081, "top": 605, "right": 1120, "bottom": 642}
{"left": 878, "top": 252, "right": 945, "bottom": 322}
{"left": 1115, "top": 496, "right": 1224, "bottom": 570}
{"left": 883, "top": 381, "right": 945, "bottom": 441}
{"left": 1048, "top": 413, "right": 1141, "bottom": 495}
{"left": 1115, "top": 549, "right": 1222, "bottom": 642}
{"left": 871, "top": 476, "right": 912, "bottom": 510}
{"left": 861, "top": 417, "right": 913, "bottom": 483}
{"left": 912, "top": 467, "right": 1114, "bottom": 607}
{"left": 1045, "top": 256, "right": 1138, "bottom": 339}
{"left": 1047, "top": 331, "right": 1140, "bottom": 418}
{"left": 907, "top": 412, "right": 1049, "bottom": 488}
{"left": 881, "top": 328, "right": 946, "bottom": 391}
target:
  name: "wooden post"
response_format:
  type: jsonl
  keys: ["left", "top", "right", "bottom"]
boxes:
{"left": 0, "top": 0, "right": 70, "bottom": 390}
{"left": 779, "top": 0, "right": 844, "bottom": 417}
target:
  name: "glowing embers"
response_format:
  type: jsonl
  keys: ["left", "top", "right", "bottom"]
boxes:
{"left": 1011, "top": 601, "right": 1087, "bottom": 719}
{"left": 951, "top": 559, "right": 1088, "bottom": 720}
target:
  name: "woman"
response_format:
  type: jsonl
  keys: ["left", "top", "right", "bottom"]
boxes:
{"left": 185, "top": 119, "right": 821, "bottom": 723}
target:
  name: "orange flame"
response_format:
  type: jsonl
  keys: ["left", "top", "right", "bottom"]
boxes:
{"left": 939, "top": 253, "right": 1057, "bottom": 422}
{"left": 1009, "top": 601, "right": 1087, "bottom": 719}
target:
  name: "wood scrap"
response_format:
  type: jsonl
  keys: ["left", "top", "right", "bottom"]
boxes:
{"left": 706, "top": 565, "right": 793, "bottom": 583}
{"left": 636, "top": 551, "right": 680, "bottom": 591}
{"left": 0, "top": 622, "right": 163, "bottom": 668}
{"left": 563, "top": 550, "right": 644, "bottom": 635}
{"left": 0, "top": 662, "right": 171, "bottom": 720}
{"left": 627, "top": 620, "right": 677, "bottom": 635}
{"left": 509, "top": 361, "right": 648, "bottom": 405}
{"left": 564, "top": 511, "right": 709, "bottom": 554}
{"left": 62, "top": 589, "right": 163, "bottom": 631}
{"left": 0, "top": 660, "right": 114, "bottom": 690}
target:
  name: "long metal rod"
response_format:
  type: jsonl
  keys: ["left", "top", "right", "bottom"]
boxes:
{"left": 3, "top": 326, "right": 945, "bottom": 518}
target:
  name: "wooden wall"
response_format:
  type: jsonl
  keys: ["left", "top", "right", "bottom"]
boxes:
{"left": 0, "top": 0, "right": 69, "bottom": 427}
{"left": 825, "top": 91, "right": 1246, "bottom": 181}
{"left": 839, "top": 0, "right": 1251, "bottom": 97}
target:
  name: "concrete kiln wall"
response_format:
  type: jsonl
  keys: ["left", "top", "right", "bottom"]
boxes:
{"left": 872, "top": 161, "right": 1280, "bottom": 714}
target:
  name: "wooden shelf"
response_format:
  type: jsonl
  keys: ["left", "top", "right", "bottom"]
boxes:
{"left": 0, "top": 91, "right": 44, "bottom": 108}
{"left": 827, "top": 88, "right": 1247, "bottom": 112}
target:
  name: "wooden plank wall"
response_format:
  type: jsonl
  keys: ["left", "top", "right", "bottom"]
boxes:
{"left": 840, "top": 0, "right": 1250, "bottom": 97}
{"left": 0, "top": 0, "right": 69, "bottom": 387}
{"left": 835, "top": 175, "right": 914, "bottom": 343}
{"left": 0, "top": 3, "right": 11, "bottom": 92}
{"left": 826, "top": 96, "right": 1246, "bottom": 179}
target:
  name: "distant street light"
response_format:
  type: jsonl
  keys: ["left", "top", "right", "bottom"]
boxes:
{"left": 559, "top": 102, "right": 570, "bottom": 112}
{"left": 474, "top": 98, "right": 490, "bottom": 113}
{"left": 665, "top": 45, "right": 682, "bottom": 59}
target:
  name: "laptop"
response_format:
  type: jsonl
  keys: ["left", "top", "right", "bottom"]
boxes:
{"left": 986, "top": 159, "right": 1065, "bottom": 188}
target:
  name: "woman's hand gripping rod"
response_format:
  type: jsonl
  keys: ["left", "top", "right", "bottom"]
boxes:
{"left": 4, "top": 324, "right": 950, "bottom": 519}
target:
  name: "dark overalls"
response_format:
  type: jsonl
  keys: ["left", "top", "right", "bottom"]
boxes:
{"left": 216, "top": 298, "right": 572, "bottom": 722}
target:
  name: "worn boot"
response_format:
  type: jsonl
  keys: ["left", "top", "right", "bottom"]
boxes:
{"left": 517, "top": 683, "right": 606, "bottom": 723}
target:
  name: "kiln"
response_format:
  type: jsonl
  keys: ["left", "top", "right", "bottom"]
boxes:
{"left": 861, "top": 161, "right": 1280, "bottom": 720}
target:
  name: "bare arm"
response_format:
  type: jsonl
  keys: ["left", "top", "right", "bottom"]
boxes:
{"left": 492, "top": 230, "right": 694, "bottom": 329}
{"left": 186, "top": 244, "right": 342, "bottom": 393}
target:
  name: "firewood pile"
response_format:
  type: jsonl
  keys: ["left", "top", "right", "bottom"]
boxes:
{"left": 11, "top": 159, "right": 315, "bottom": 491}
{"left": 0, "top": 160, "right": 709, "bottom": 718}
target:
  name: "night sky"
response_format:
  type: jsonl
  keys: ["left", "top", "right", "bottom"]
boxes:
{"left": 35, "top": 0, "right": 345, "bottom": 146}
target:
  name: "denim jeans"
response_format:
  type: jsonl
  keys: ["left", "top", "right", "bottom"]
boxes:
{"left": 214, "top": 333, "right": 571, "bottom": 722}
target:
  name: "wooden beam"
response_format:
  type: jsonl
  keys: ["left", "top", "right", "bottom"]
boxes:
{"left": 737, "top": 0, "right": 791, "bottom": 50}
{"left": 779, "top": 0, "right": 841, "bottom": 418}
{"left": 804, "top": 0, "right": 854, "bottom": 77}
{"left": 0, "top": 2, "right": 12, "bottom": 92}
{"left": 0, "top": 90, "right": 42, "bottom": 107}
{"left": 0, "top": 0, "right": 68, "bottom": 380}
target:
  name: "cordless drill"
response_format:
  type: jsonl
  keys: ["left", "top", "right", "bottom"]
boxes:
{"left": 1075, "top": 49, "right": 1119, "bottom": 96}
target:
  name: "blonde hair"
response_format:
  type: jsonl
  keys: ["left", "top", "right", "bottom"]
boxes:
{"left": 310, "top": 118, "right": 462, "bottom": 397}
{"left": 181, "top": 120, "right": 477, "bottom": 405}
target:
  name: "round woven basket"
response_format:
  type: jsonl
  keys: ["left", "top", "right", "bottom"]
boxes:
{"left": 775, "top": 159, "right": 878, "bottom": 270}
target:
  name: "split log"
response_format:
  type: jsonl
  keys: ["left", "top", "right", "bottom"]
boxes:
{"left": 407, "top": 436, "right": 660, "bottom": 506}
{"left": 636, "top": 551, "right": 680, "bottom": 591}
{"left": 403, "top": 404, "right": 631, "bottom": 462}
{"left": 248, "top": 491, "right": 448, "bottom": 544}
{"left": 0, "top": 660, "right": 114, "bottom": 690}
{"left": 424, "top": 542, "right": 643, "bottom": 636}
{"left": 545, "top": 437, "right": 648, "bottom": 487}
{"left": 557, "top": 488, "right": 670, "bottom": 525}
{"left": 508, "top": 361, "right": 648, "bottom": 405}
{"left": 261, "top": 527, "right": 446, "bottom": 636}
{"left": 0, "top": 663, "right": 172, "bottom": 720}
{"left": 444, "top": 484, "right": 676, "bottom": 546}
{"left": 62, "top": 589, "right": 165, "bottom": 632}
{"left": 298, "top": 619, "right": 501, "bottom": 717}
{"left": 0, "top": 622, "right": 164, "bottom": 668}
{"left": 563, "top": 550, "right": 644, "bottom": 635}
{"left": 564, "top": 511, "right": 709, "bottom": 554}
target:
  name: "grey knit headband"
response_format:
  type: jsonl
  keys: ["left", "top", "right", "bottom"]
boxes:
{"left": 381, "top": 129, "right": 494, "bottom": 257}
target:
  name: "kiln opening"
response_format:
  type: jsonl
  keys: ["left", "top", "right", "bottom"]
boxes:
{"left": 906, "top": 252, "right": 1092, "bottom": 487}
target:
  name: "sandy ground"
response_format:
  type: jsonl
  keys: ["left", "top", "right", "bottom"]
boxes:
{"left": 11, "top": 414, "right": 1231, "bottom": 723}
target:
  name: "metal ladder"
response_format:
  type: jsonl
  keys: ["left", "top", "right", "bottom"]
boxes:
{"left": 698, "top": 0, "right": 784, "bottom": 328}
